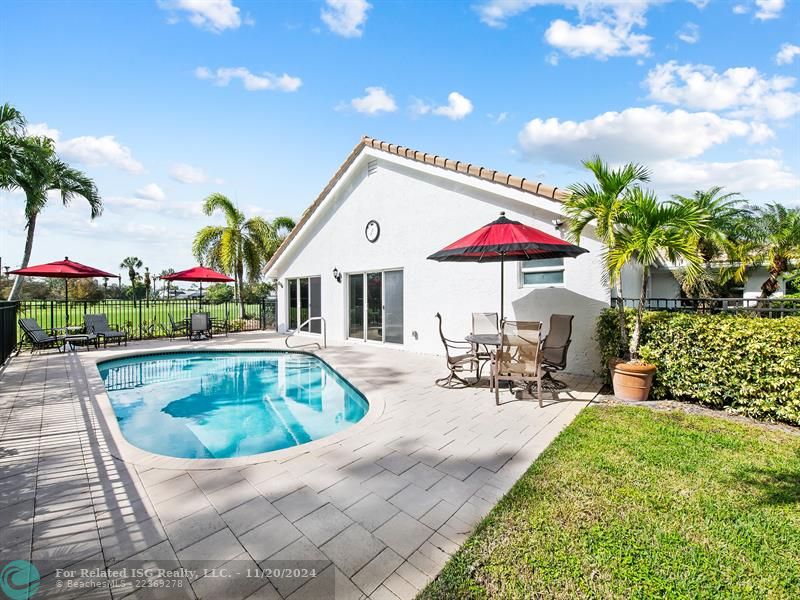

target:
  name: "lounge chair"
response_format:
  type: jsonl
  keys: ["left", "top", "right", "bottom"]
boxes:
{"left": 18, "top": 318, "right": 66, "bottom": 353}
{"left": 435, "top": 313, "right": 478, "bottom": 387}
{"left": 164, "top": 313, "right": 189, "bottom": 340}
{"left": 541, "top": 314, "right": 574, "bottom": 390}
{"left": 190, "top": 312, "right": 212, "bottom": 340}
{"left": 491, "top": 320, "right": 543, "bottom": 406}
{"left": 84, "top": 314, "right": 128, "bottom": 347}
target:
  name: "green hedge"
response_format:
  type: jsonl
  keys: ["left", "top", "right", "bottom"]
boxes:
{"left": 596, "top": 309, "right": 800, "bottom": 425}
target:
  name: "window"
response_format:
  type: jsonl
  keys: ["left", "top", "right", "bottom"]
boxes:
{"left": 520, "top": 258, "right": 564, "bottom": 286}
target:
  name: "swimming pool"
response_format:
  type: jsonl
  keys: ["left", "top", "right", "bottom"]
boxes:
{"left": 97, "top": 351, "right": 368, "bottom": 459}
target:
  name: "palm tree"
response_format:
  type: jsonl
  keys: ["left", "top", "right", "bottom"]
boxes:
{"left": 670, "top": 187, "right": 751, "bottom": 297}
{"left": 564, "top": 155, "right": 651, "bottom": 352}
{"left": 120, "top": 257, "right": 142, "bottom": 304}
{"left": 609, "top": 188, "right": 707, "bottom": 358}
{"left": 159, "top": 268, "right": 175, "bottom": 299}
{"left": 748, "top": 203, "right": 800, "bottom": 298}
{"left": 193, "top": 193, "right": 295, "bottom": 318}
{"left": 5, "top": 135, "right": 102, "bottom": 301}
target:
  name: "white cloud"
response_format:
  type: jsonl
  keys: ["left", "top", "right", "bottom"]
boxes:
{"left": 755, "top": 0, "right": 785, "bottom": 20}
{"left": 169, "top": 163, "right": 210, "bottom": 184}
{"left": 413, "top": 92, "right": 474, "bottom": 120}
{"left": 26, "top": 122, "right": 60, "bottom": 141}
{"left": 488, "top": 112, "right": 508, "bottom": 124}
{"left": 748, "top": 122, "right": 776, "bottom": 144}
{"left": 26, "top": 123, "right": 144, "bottom": 173}
{"left": 157, "top": 0, "right": 244, "bottom": 33}
{"left": 644, "top": 61, "right": 800, "bottom": 120}
{"left": 687, "top": 0, "right": 709, "bottom": 7}
{"left": 676, "top": 22, "right": 699, "bottom": 44}
{"left": 60, "top": 136, "right": 144, "bottom": 174}
{"left": 476, "top": 0, "right": 658, "bottom": 59}
{"left": 776, "top": 43, "right": 800, "bottom": 65}
{"left": 651, "top": 158, "right": 799, "bottom": 192}
{"left": 321, "top": 0, "right": 371, "bottom": 38}
{"left": 135, "top": 183, "right": 166, "bottom": 201}
{"left": 195, "top": 66, "right": 301, "bottom": 92}
{"left": 545, "top": 18, "right": 650, "bottom": 59}
{"left": 349, "top": 87, "right": 397, "bottom": 114}
{"left": 733, "top": 4, "right": 748, "bottom": 14}
{"left": 517, "top": 105, "right": 765, "bottom": 165}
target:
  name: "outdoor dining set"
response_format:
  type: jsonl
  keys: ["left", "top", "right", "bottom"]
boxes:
{"left": 435, "top": 311, "right": 574, "bottom": 406}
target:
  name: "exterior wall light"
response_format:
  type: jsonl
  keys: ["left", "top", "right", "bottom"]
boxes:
{"left": 332, "top": 268, "right": 342, "bottom": 283}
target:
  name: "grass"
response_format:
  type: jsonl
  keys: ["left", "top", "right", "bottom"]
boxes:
{"left": 419, "top": 406, "right": 800, "bottom": 599}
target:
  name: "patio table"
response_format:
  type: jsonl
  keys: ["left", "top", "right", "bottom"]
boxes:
{"left": 465, "top": 333, "right": 501, "bottom": 381}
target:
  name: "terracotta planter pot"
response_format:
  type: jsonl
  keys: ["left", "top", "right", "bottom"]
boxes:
{"left": 609, "top": 359, "right": 657, "bottom": 402}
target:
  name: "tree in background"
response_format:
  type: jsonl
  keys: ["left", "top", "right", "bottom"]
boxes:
{"left": 204, "top": 283, "right": 235, "bottom": 303}
{"left": 748, "top": 203, "right": 800, "bottom": 298}
{"left": 564, "top": 155, "right": 651, "bottom": 354}
{"left": 193, "top": 193, "right": 295, "bottom": 318}
{"left": 159, "top": 268, "right": 175, "bottom": 299}
{"left": 120, "top": 257, "right": 142, "bottom": 304}
{"left": 143, "top": 267, "right": 151, "bottom": 305}
{"left": 71, "top": 278, "right": 105, "bottom": 301}
{"left": 670, "top": 187, "right": 751, "bottom": 298}
{"left": 1, "top": 104, "right": 102, "bottom": 300}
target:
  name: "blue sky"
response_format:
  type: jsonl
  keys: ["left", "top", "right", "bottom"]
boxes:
{"left": 1, "top": 0, "right": 798, "bottom": 277}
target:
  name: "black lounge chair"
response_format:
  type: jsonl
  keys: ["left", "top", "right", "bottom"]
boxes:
{"left": 84, "top": 314, "right": 128, "bottom": 347}
{"left": 18, "top": 318, "right": 66, "bottom": 353}
{"left": 541, "top": 314, "right": 574, "bottom": 389}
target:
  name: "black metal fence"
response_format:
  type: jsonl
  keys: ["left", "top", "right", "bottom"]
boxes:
{"left": 620, "top": 297, "right": 800, "bottom": 318}
{"left": 16, "top": 297, "right": 278, "bottom": 342}
{"left": 0, "top": 301, "right": 18, "bottom": 365}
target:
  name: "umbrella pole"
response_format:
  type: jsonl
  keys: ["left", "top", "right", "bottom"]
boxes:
{"left": 500, "top": 253, "right": 505, "bottom": 323}
{"left": 65, "top": 279, "right": 69, "bottom": 326}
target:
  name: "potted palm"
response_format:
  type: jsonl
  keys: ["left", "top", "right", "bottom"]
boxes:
{"left": 607, "top": 188, "right": 706, "bottom": 401}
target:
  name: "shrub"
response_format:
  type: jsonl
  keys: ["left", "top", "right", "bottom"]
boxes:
{"left": 596, "top": 309, "right": 800, "bottom": 425}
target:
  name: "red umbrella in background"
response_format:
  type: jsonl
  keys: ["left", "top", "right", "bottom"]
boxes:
{"left": 9, "top": 257, "right": 116, "bottom": 325}
{"left": 160, "top": 266, "right": 234, "bottom": 300}
{"left": 427, "top": 212, "right": 588, "bottom": 321}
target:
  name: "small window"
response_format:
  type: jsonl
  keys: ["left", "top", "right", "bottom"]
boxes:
{"left": 520, "top": 258, "right": 564, "bottom": 287}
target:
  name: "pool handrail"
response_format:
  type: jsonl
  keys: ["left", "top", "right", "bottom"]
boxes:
{"left": 285, "top": 317, "right": 327, "bottom": 350}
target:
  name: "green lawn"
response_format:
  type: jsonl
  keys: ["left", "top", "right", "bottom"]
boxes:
{"left": 419, "top": 406, "right": 800, "bottom": 599}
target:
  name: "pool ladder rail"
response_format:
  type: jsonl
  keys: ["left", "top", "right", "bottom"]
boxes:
{"left": 284, "top": 317, "right": 327, "bottom": 350}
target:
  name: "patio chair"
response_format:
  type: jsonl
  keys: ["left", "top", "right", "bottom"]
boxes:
{"left": 190, "top": 312, "right": 212, "bottom": 341}
{"left": 18, "top": 318, "right": 66, "bottom": 353}
{"left": 471, "top": 312, "right": 499, "bottom": 360}
{"left": 435, "top": 313, "right": 478, "bottom": 387}
{"left": 540, "top": 314, "right": 574, "bottom": 390}
{"left": 164, "top": 313, "right": 189, "bottom": 340}
{"left": 84, "top": 314, "right": 128, "bottom": 347}
{"left": 491, "top": 320, "right": 543, "bottom": 406}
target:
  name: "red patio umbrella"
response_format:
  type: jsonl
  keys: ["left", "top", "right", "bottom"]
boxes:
{"left": 160, "top": 266, "right": 234, "bottom": 300}
{"left": 9, "top": 257, "right": 116, "bottom": 325}
{"left": 427, "top": 212, "right": 588, "bottom": 321}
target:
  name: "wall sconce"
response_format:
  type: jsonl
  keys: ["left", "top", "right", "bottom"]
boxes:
{"left": 552, "top": 219, "right": 564, "bottom": 231}
{"left": 332, "top": 267, "right": 342, "bottom": 283}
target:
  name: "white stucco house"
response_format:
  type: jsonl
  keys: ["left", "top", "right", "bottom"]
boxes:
{"left": 265, "top": 137, "right": 611, "bottom": 376}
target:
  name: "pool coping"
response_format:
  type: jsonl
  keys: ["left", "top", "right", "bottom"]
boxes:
{"left": 77, "top": 342, "right": 387, "bottom": 470}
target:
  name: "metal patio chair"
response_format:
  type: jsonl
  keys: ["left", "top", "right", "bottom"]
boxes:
{"left": 435, "top": 313, "right": 478, "bottom": 388}
{"left": 491, "top": 320, "right": 543, "bottom": 406}
{"left": 540, "top": 314, "right": 574, "bottom": 390}
{"left": 190, "top": 312, "right": 212, "bottom": 340}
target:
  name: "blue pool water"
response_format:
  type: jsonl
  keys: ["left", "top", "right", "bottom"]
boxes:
{"left": 97, "top": 351, "right": 368, "bottom": 459}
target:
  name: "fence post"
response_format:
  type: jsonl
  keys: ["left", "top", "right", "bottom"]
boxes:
{"left": 138, "top": 300, "right": 143, "bottom": 340}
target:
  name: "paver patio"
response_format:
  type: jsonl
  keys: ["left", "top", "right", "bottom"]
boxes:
{"left": 0, "top": 332, "right": 601, "bottom": 599}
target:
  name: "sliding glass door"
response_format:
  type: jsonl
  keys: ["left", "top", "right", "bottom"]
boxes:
{"left": 347, "top": 270, "right": 403, "bottom": 344}
{"left": 286, "top": 276, "right": 321, "bottom": 332}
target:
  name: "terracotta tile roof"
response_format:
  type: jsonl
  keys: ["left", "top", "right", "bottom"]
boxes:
{"left": 265, "top": 136, "right": 569, "bottom": 273}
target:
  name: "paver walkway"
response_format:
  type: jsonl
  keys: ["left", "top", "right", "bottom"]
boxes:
{"left": 0, "top": 333, "right": 601, "bottom": 599}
